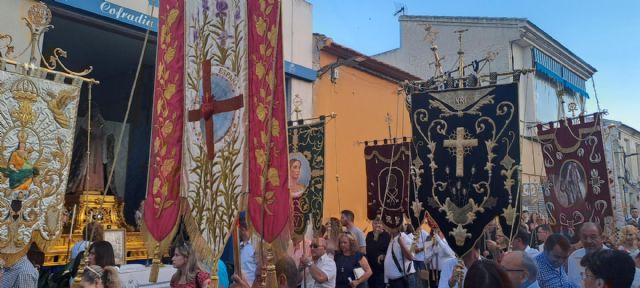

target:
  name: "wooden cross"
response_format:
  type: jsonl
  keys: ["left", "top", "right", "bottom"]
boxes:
{"left": 443, "top": 127, "right": 477, "bottom": 177}
{"left": 188, "top": 59, "right": 244, "bottom": 160}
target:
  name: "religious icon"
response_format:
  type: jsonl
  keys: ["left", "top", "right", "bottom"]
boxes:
{"left": 288, "top": 152, "right": 310, "bottom": 199}
{"left": 554, "top": 160, "right": 587, "bottom": 208}
{"left": 0, "top": 129, "right": 38, "bottom": 196}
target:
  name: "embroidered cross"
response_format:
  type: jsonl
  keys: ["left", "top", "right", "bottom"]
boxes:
{"left": 443, "top": 127, "right": 477, "bottom": 177}
{"left": 188, "top": 59, "right": 243, "bottom": 160}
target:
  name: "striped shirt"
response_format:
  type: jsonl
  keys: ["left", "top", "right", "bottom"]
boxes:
{"left": 1, "top": 256, "right": 38, "bottom": 288}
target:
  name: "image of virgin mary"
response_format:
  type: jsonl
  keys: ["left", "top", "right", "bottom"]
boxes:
{"left": 0, "top": 130, "right": 39, "bottom": 192}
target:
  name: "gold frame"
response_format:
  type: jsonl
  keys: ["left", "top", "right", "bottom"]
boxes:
{"left": 103, "top": 229, "right": 127, "bottom": 265}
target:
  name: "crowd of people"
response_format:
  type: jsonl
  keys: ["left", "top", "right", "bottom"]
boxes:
{"left": 6, "top": 208, "right": 640, "bottom": 288}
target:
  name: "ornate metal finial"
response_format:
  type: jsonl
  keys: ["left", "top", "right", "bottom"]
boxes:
{"left": 454, "top": 29, "right": 469, "bottom": 87}
{"left": 423, "top": 24, "right": 445, "bottom": 79}
{"left": 23, "top": 2, "right": 52, "bottom": 65}
{"left": 384, "top": 113, "right": 393, "bottom": 139}
{"left": 292, "top": 94, "right": 303, "bottom": 120}
{"left": 568, "top": 102, "right": 578, "bottom": 117}
{"left": 0, "top": 33, "right": 15, "bottom": 58}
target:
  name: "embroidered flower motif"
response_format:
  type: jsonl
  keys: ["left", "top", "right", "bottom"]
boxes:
{"left": 590, "top": 169, "right": 604, "bottom": 195}
{"left": 215, "top": 0, "right": 228, "bottom": 18}
{"left": 202, "top": 0, "right": 210, "bottom": 11}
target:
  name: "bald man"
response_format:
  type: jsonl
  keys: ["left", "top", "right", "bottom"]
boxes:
{"left": 300, "top": 237, "right": 336, "bottom": 288}
{"left": 567, "top": 222, "right": 608, "bottom": 286}
{"left": 501, "top": 251, "right": 539, "bottom": 288}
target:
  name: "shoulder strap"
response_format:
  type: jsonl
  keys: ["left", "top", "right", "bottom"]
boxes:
{"left": 391, "top": 236, "right": 412, "bottom": 276}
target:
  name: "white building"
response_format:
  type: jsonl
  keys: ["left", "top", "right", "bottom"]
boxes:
{"left": 604, "top": 119, "right": 640, "bottom": 219}
{"left": 373, "top": 16, "right": 597, "bottom": 213}
{"left": 282, "top": 0, "right": 315, "bottom": 120}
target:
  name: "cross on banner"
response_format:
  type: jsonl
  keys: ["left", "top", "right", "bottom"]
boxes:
{"left": 188, "top": 59, "right": 244, "bottom": 160}
{"left": 443, "top": 127, "right": 477, "bottom": 177}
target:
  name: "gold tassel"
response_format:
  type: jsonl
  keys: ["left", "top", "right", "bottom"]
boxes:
{"left": 149, "top": 243, "right": 161, "bottom": 282}
{"left": 264, "top": 243, "right": 278, "bottom": 288}
{"left": 208, "top": 256, "right": 220, "bottom": 288}
{"left": 72, "top": 251, "right": 90, "bottom": 288}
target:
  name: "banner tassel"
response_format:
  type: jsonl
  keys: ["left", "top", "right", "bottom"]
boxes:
{"left": 149, "top": 243, "right": 161, "bottom": 283}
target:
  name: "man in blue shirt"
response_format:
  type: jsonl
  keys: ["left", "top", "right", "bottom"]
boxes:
{"left": 534, "top": 233, "right": 578, "bottom": 288}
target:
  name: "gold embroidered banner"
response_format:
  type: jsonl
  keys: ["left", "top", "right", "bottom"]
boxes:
{"left": 143, "top": 0, "right": 184, "bottom": 253}
{"left": 0, "top": 63, "right": 82, "bottom": 265}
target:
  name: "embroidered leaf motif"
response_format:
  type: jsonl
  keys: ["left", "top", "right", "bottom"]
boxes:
{"left": 427, "top": 197, "right": 440, "bottom": 209}
{"left": 483, "top": 197, "right": 497, "bottom": 209}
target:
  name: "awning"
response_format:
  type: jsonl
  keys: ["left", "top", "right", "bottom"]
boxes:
{"left": 533, "top": 48, "right": 589, "bottom": 98}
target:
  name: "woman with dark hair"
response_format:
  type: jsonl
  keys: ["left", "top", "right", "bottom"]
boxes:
{"left": 581, "top": 249, "right": 635, "bottom": 288}
{"left": 463, "top": 259, "right": 514, "bottom": 288}
{"left": 80, "top": 265, "right": 121, "bottom": 288}
{"left": 335, "top": 233, "right": 372, "bottom": 288}
{"left": 71, "top": 221, "right": 104, "bottom": 260}
{"left": 170, "top": 243, "right": 211, "bottom": 288}
{"left": 88, "top": 241, "right": 116, "bottom": 267}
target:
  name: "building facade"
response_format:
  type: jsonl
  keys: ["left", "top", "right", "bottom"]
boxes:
{"left": 605, "top": 119, "right": 640, "bottom": 221}
{"left": 312, "top": 34, "right": 420, "bottom": 228}
{"left": 373, "top": 16, "right": 597, "bottom": 213}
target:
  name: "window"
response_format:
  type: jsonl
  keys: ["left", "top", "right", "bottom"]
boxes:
{"left": 535, "top": 75, "right": 561, "bottom": 123}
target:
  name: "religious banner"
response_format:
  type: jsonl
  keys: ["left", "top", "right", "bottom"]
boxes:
{"left": 142, "top": 0, "right": 184, "bottom": 254}
{"left": 247, "top": 0, "right": 289, "bottom": 243}
{"left": 365, "top": 142, "right": 411, "bottom": 229}
{"left": 0, "top": 63, "right": 83, "bottom": 266}
{"left": 288, "top": 120, "right": 325, "bottom": 234}
{"left": 537, "top": 113, "right": 615, "bottom": 241}
{"left": 410, "top": 83, "right": 521, "bottom": 256}
{"left": 182, "top": 0, "right": 247, "bottom": 262}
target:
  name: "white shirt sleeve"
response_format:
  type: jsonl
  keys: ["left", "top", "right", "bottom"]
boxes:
{"left": 438, "top": 258, "right": 457, "bottom": 288}
{"left": 567, "top": 250, "right": 583, "bottom": 287}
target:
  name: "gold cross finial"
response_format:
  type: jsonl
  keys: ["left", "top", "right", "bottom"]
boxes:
{"left": 292, "top": 94, "right": 303, "bottom": 120}
{"left": 568, "top": 102, "right": 578, "bottom": 117}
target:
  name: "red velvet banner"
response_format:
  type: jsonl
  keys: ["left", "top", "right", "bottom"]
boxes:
{"left": 143, "top": 0, "right": 184, "bottom": 243}
{"left": 537, "top": 113, "right": 614, "bottom": 241}
{"left": 247, "top": 0, "right": 289, "bottom": 243}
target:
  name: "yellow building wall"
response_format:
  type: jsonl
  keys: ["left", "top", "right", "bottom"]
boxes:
{"left": 313, "top": 52, "right": 413, "bottom": 231}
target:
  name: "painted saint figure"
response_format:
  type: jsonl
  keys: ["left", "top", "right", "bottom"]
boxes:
{"left": 0, "top": 130, "right": 38, "bottom": 192}
{"left": 289, "top": 158, "right": 307, "bottom": 199}
{"left": 557, "top": 161, "right": 585, "bottom": 207}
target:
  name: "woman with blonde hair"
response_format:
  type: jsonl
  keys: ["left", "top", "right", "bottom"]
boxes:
{"left": 324, "top": 217, "right": 342, "bottom": 256}
{"left": 170, "top": 243, "right": 211, "bottom": 288}
{"left": 618, "top": 225, "right": 639, "bottom": 255}
{"left": 79, "top": 265, "right": 121, "bottom": 288}
{"left": 335, "top": 232, "right": 372, "bottom": 288}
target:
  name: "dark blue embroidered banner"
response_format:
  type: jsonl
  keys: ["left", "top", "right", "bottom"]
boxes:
{"left": 410, "top": 83, "right": 521, "bottom": 256}
{"left": 288, "top": 120, "right": 326, "bottom": 234}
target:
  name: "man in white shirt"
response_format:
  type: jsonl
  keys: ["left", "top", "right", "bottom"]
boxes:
{"left": 239, "top": 222, "right": 257, "bottom": 285}
{"left": 300, "top": 237, "right": 336, "bottom": 288}
{"left": 567, "top": 222, "right": 608, "bottom": 286}
{"left": 512, "top": 228, "right": 540, "bottom": 259}
{"left": 439, "top": 245, "right": 480, "bottom": 288}
{"left": 424, "top": 230, "right": 456, "bottom": 288}
{"left": 341, "top": 210, "right": 366, "bottom": 253}
{"left": 384, "top": 226, "right": 416, "bottom": 288}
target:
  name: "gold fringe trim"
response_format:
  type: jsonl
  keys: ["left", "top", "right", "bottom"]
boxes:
{"left": 140, "top": 201, "right": 181, "bottom": 258}
{"left": 181, "top": 198, "right": 215, "bottom": 262}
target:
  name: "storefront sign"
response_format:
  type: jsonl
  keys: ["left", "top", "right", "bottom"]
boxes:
{"left": 54, "top": 0, "right": 158, "bottom": 31}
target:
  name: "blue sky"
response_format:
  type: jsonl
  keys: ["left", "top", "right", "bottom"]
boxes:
{"left": 309, "top": 0, "right": 640, "bottom": 130}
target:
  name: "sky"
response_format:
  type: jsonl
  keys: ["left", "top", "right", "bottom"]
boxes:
{"left": 309, "top": 0, "right": 640, "bottom": 130}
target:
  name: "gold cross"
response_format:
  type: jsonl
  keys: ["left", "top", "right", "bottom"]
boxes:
{"left": 443, "top": 127, "right": 478, "bottom": 177}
